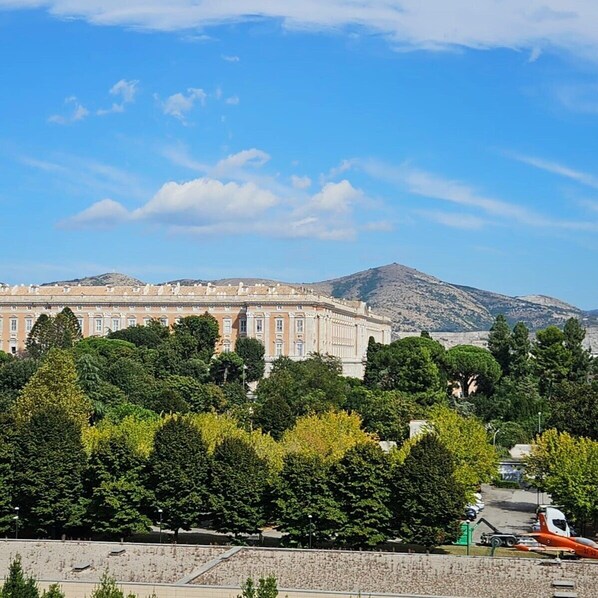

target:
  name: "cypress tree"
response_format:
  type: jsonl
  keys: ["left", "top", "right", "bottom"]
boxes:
{"left": 488, "top": 315, "right": 511, "bottom": 375}
{"left": 2, "top": 556, "right": 39, "bottom": 598}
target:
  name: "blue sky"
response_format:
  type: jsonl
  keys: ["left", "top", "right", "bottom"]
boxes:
{"left": 1, "top": 2, "right": 598, "bottom": 309}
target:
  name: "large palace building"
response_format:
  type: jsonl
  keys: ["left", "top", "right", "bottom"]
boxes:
{"left": 0, "top": 282, "right": 391, "bottom": 377}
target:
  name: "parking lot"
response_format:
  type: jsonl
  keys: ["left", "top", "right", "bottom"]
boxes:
{"left": 471, "top": 484, "right": 546, "bottom": 543}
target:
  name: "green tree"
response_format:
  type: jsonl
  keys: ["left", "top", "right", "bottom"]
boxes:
{"left": 52, "top": 307, "right": 82, "bottom": 349}
{"left": 90, "top": 572, "right": 125, "bottom": 598}
{"left": 106, "top": 357, "right": 156, "bottom": 407}
{"left": 0, "top": 425, "right": 15, "bottom": 534}
{"left": 41, "top": 585, "right": 65, "bottom": 598}
{"left": 332, "top": 443, "right": 391, "bottom": 548}
{"left": 255, "top": 395, "right": 296, "bottom": 440}
{"left": 172, "top": 314, "right": 220, "bottom": 362}
{"left": 147, "top": 417, "right": 211, "bottom": 539}
{"left": 210, "top": 352, "right": 245, "bottom": 385}
{"left": 14, "top": 406, "right": 86, "bottom": 536}
{"left": 532, "top": 326, "right": 571, "bottom": 396}
{"left": 548, "top": 381, "right": 598, "bottom": 440}
{"left": 108, "top": 320, "right": 169, "bottom": 348}
{"left": 235, "top": 337, "right": 265, "bottom": 382}
{"left": 445, "top": 345, "right": 501, "bottom": 398}
{"left": 211, "top": 437, "right": 270, "bottom": 538}
{"left": 15, "top": 349, "right": 91, "bottom": 427}
{"left": 510, "top": 322, "right": 532, "bottom": 380}
{"left": 563, "top": 318, "right": 591, "bottom": 383}
{"left": 487, "top": 315, "right": 511, "bottom": 375}
{"left": 391, "top": 434, "right": 466, "bottom": 547}
{"left": 85, "top": 435, "right": 152, "bottom": 538}
{"left": 0, "top": 358, "right": 38, "bottom": 405}
{"left": 274, "top": 453, "right": 344, "bottom": 547}
{"left": 25, "top": 314, "right": 53, "bottom": 359}
{"left": 1, "top": 555, "right": 39, "bottom": 598}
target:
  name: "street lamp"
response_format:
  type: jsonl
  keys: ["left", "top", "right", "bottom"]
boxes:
{"left": 13, "top": 507, "right": 19, "bottom": 540}
{"left": 158, "top": 508, "right": 163, "bottom": 544}
{"left": 537, "top": 412, "right": 542, "bottom": 435}
{"left": 492, "top": 428, "right": 501, "bottom": 447}
{"left": 308, "top": 514, "right": 313, "bottom": 549}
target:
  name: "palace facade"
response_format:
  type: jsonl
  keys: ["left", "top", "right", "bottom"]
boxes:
{"left": 0, "top": 282, "right": 391, "bottom": 377}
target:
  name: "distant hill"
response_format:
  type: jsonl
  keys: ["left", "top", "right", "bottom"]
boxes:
{"left": 37, "top": 263, "right": 597, "bottom": 335}
{"left": 42, "top": 273, "right": 145, "bottom": 287}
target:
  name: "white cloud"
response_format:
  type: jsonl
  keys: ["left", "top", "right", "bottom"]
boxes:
{"left": 528, "top": 47, "right": 542, "bottom": 62}
{"left": 291, "top": 175, "right": 312, "bottom": 189}
{"left": 509, "top": 152, "right": 598, "bottom": 189}
{"left": 221, "top": 54, "right": 240, "bottom": 62}
{"left": 48, "top": 96, "right": 89, "bottom": 125}
{"left": 8, "top": 2, "right": 598, "bottom": 59}
{"left": 225, "top": 95, "right": 240, "bottom": 105}
{"left": 97, "top": 78, "right": 139, "bottom": 115}
{"left": 417, "top": 210, "right": 487, "bottom": 230}
{"left": 213, "top": 148, "right": 270, "bottom": 175}
{"left": 59, "top": 199, "right": 129, "bottom": 229}
{"left": 161, "top": 88, "right": 207, "bottom": 121}
{"left": 308, "top": 180, "right": 363, "bottom": 214}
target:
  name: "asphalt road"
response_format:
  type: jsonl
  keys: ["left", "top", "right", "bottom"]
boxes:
{"left": 471, "top": 484, "right": 549, "bottom": 543}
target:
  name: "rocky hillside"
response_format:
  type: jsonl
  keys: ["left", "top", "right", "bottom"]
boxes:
{"left": 39, "top": 264, "right": 596, "bottom": 334}
{"left": 42, "top": 273, "right": 145, "bottom": 287}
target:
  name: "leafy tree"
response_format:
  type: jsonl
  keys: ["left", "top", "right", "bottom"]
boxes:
{"left": 274, "top": 453, "right": 344, "bottom": 547}
{"left": 510, "top": 322, "right": 532, "bottom": 380}
{"left": 364, "top": 337, "right": 445, "bottom": 396}
{"left": 15, "top": 349, "right": 91, "bottom": 427}
{"left": 445, "top": 345, "right": 501, "bottom": 398}
{"left": 563, "top": 318, "right": 591, "bottom": 383}
{"left": 281, "top": 411, "right": 374, "bottom": 464}
{"left": 106, "top": 357, "right": 156, "bottom": 407}
{"left": 391, "top": 434, "right": 466, "bottom": 547}
{"left": 52, "top": 307, "right": 82, "bottom": 349}
{"left": 147, "top": 417, "right": 211, "bottom": 539}
{"left": 235, "top": 337, "right": 265, "bottom": 382}
{"left": 108, "top": 320, "right": 169, "bottom": 348}
{"left": 90, "top": 572, "right": 126, "bottom": 598}
{"left": 210, "top": 352, "right": 245, "bottom": 385}
{"left": 179, "top": 357, "right": 210, "bottom": 383}
{"left": 185, "top": 383, "right": 227, "bottom": 413}
{"left": 346, "top": 387, "right": 422, "bottom": 443}
{"left": 331, "top": 443, "right": 391, "bottom": 548}
{"left": 488, "top": 315, "right": 511, "bottom": 375}
{"left": 1, "top": 555, "right": 39, "bottom": 598}
{"left": 548, "top": 381, "right": 598, "bottom": 440}
{"left": 526, "top": 430, "right": 598, "bottom": 528}
{"left": 85, "top": 435, "right": 152, "bottom": 538}
{"left": 238, "top": 577, "right": 278, "bottom": 598}
{"left": 0, "top": 358, "right": 38, "bottom": 404}
{"left": 74, "top": 337, "right": 137, "bottom": 363}
{"left": 172, "top": 314, "right": 220, "bottom": 362}
{"left": 14, "top": 406, "right": 86, "bottom": 536}
{"left": 0, "top": 424, "right": 15, "bottom": 534}
{"left": 532, "top": 326, "right": 571, "bottom": 396}
{"left": 255, "top": 395, "right": 296, "bottom": 440}
{"left": 41, "top": 585, "right": 65, "bottom": 598}
{"left": 211, "top": 437, "right": 270, "bottom": 538}
{"left": 427, "top": 404, "right": 498, "bottom": 492}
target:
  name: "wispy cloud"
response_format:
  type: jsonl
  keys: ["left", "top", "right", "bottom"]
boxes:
{"left": 225, "top": 95, "right": 240, "bottom": 105}
{"left": 509, "top": 152, "right": 598, "bottom": 189}
{"left": 159, "top": 88, "right": 207, "bottom": 122}
{"left": 97, "top": 79, "right": 139, "bottom": 115}
{"left": 221, "top": 54, "right": 240, "bottom": 62}
{"left": 417, "top": 210, "right": 487, "bottom": 230}
{"left": 9, "top": 2, "right": 598, "bottom": 59}
{"left": 48, "top": 96, "right": 89, "bottom": 125}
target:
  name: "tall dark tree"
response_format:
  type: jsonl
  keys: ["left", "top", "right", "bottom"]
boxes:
{"left": 255, "top": 395, "right": 296, "bottom": 440}
{"left": 147, "top": 417, "right": 211, "bottom": 539}
{"left": 85, "top": 435, "right": 152, "bottom": 538}
{"left": 390, "top": 434, "right": 466, "bottom": 547}
{"left": 510, "top": 322, "right": 532, "bottom": 380}
{"left": 210, "top": 352, "right": 245, "bottom": 385}
{"left": 235, "top": 337, "right": 265, "bottom": 382}
{"left": 25, "top": 314, "right": 53, "bottom": 359}
{"left": 563, "top": 318, "right": 591, "bottom": 383}
{"left": 172, "top": 314, "right": 220, "bottom": 362}
{"left": 14, "top": 406, "right": 86, "bottom": 536}
{"left": 532, "top": 326, "right": 571, "bottom": 396}
{"left": 0, "top": 428, "right": 14, "bottom": 534}
{"left": 52, "top": 307, "right": 82, "bottom": 349}
{"left": 211, "top": 437, "right": 270, "bottom": 538}
{"left": 487, "top": 315, "right": 511, "bottom": 375}
{"left": 548, "top": 381, "right": 598, "bottom": 440}
{"left": 331, "top": 443, "right": 391, "bottom": 548}
{"left": 274, "top": 453, "right": 344, "bottom": 547}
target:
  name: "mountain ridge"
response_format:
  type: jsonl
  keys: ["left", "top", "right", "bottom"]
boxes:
{"left": 40, "top": 264, "right": 596, "bottom": 334}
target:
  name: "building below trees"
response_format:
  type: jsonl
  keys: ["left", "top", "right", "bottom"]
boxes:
{"left": 0, "top": 283, "right": 390, "bottom": 377}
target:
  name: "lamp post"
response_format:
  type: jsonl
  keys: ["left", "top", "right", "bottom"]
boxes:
{"left": 492, "top": 428, "right": 501, "bottom": 447}
{"left": 13, "top": 507, "right": 19, "bottom": 540}
{"left": 158, "top": 508, "right": 163, "bottom": 544}
{"left": 537, "top": 412, "right": 542, "bottom": 435}
{"left": 308, "top": 514, "right": 312, "bottom": 549}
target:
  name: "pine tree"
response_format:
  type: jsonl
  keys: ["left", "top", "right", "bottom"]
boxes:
{"left": 25, "top": 315, "right": 53, "bottom": 359}
{"left": 14, "top": 406, "right": 86, "bottom": 536}
{"left": 331, "top": 443, "right": 391, "bottom": 548}
{"left": 147, "top": 417, "right": 211, "bottom": 539}
{"left": 487, "top": 315, "right": 511, "bottom": 375}
{"left": 2, "top": 556, "right": 39, "bottom": 598}
{"left": 235, "top": 337, "right": 265, "bottom": 382}
{"left": 90, "top": 572, "right": 125, "bottom": 598}
{"left": 390, "top": 434, "right": 466, "bottom": 547}
{"left": 41, "top": 585, "right": 65, "bottom": 598}
{"left": 52, "top": 308, "right": 82, "bottom": 349}
{"left": 211, "top": 437, "right": 270, "bottom": 538}
{"left": 563, "top": 318, "right": 591, "bottom": 383}
{"left": 510, "top": 322, "right": 532, "bottom": 380}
